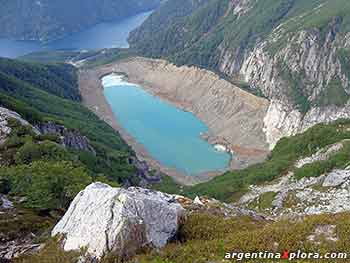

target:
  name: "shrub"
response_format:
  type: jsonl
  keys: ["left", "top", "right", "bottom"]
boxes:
{"left": 14, "top": 141, "right": 71, "bottom": 165}
{"left": 2, "top": 161, "right": 92, "bottom": 210}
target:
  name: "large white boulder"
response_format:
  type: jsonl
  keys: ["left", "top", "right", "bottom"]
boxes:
{"left": 52, "top": 183, "right": 185, "bottom": 259}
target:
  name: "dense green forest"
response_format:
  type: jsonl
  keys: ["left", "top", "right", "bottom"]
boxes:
{"left": 0, "top": 58, "right": 81, "bottom": 101}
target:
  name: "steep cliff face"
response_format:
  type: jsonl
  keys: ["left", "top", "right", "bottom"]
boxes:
{"left": 221, "top": 13, "right": 350, "bottom": 148}
{"left": 131, "top": 0, "right": 350, "bottom": 148}
{"left": 0, "top": 0, "right": 160, "bottom": 41}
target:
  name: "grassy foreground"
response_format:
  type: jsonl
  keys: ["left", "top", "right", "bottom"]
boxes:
{"left": 16, "top": 212, "right": 350, "bottom": 263}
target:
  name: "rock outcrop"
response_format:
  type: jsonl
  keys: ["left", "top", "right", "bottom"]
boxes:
{"left": 295, "top": 141, "right": 345, "bottom": 168}
{"left": 0, "top": 107, "right": 39, "bottom": 144}
{"left": 52, "top": 183, "right": 185, "bottom": 259}
{"left": 239, "top": 167, "right": 350, "bottom": 217}
{"left": 37, "top": 122, "right": 96, "bottom": 155}
{"left": 220, "top": 18, "right": 350, "bottom": 148}
{"left": 323, "top": 169, "right": 350, "bottom": 187}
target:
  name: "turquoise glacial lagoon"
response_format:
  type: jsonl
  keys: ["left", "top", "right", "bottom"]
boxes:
{"left": 102, "top": 75, "right": 231, "bottom": 176}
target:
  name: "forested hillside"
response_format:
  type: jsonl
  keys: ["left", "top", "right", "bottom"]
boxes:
{"left": 0, "top": 58, "right": 136, "bottom": 185}
{"left": 0, "top": 0, "right": 161, "bottom": 41}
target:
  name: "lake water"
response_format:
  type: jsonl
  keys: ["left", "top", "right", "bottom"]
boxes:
{"left": 0, "top": 11, "right": 152, "bottom": 58}
{"left": 102, "top": 75, "right": 231, "bottom": 176}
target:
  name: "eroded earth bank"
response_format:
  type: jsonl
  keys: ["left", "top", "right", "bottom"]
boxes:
{"left": 79, "top": 57, "right": 270, "bottom": 184}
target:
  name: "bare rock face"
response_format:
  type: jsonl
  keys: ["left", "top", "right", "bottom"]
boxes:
{"left": 52, "top": 183, "right": 185, "bottom": 259}
{"left": 323, "top": 169, "right": 350, "bottom": 187}
{"left": 263, "top": 100, "right": 350, "bottom": 149}
{"left": 37, "top": 122, "right": 96, "bottom": 155}
{"left": 220, "top": 17, "right": 350, "bottom": 149}
{"left": 0, "top": 107, "right": 39, "bottom": 144}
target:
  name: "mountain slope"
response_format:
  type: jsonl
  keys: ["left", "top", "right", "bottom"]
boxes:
{"left": 130, "top": 0, "right": 350, "bottom": 147}
{"left": 0, "top": 0, "right": 160, "bottom": 41}
{"left": 0, "top": 58, "right": 135, "bottom": 183}
{"left": 0, "top": 58, "right": 81, "bottom": 101}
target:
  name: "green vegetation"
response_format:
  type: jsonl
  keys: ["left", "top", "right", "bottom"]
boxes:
{"left": 0, "top": 58, "right": 80, "bottom": 101}
{"left": 0, "top": 58, "right": 135, "bottom": 183}
{"left": 0, "top": 0, "right": 160, "bottom": 42}
{"left": 20, "top": 48, "right": 136, "bottom": 69}
{"left": 3, "top": 161, "right": 91, "bottom": 210}
{"left": 0, "top": 119, "right": 96, "bottom": 211}
{"left": 129, "top": 0, "right": 350, "bottom": 110}
{"left": 15, "top": 211, "right": 350, "bottom": 263}
{"left": 151, "top": 175, "right": 182, "bottom": 195}
{"left": 0, "top": 57, "right": 138, "bottom": 254}
{"left": 279, "top": 64, "right": 311, "bottom": 113}
{"left": 128, "top": 212, "right": 350, "bottom": 263}
{"left": 294, "top": 141, "right": 350, "bottom": 180}
{"left": 0, "top": 207, "right": 55, "bottom": 245}
{"left": 15, "top": 237, "right": 81, "bottom": 263}
{"left": 185, "top": 119, "right": 350, "bottom": 201}
{"left": 130, "top": 0, "right": 350, "bottom": 70}
{"left": 248, "top": 191, "right": 278, "bottom": 211}
{"left": 317, "top": 78, "right": 349, "bottom": 107}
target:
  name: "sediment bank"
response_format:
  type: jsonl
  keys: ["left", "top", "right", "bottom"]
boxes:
{"left": 79, "top": 57, "right": 270, "bottom": 184}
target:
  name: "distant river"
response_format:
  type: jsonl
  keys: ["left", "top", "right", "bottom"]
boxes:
{"left": 0, "top": 11, "right": 152, "bottom": 58}
{"left": 102, "top": 75, "right": 231, "bottom": 176}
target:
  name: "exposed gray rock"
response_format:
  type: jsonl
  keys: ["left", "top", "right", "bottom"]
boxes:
{"left": 0, "top": 107, "right": 40, "bottom": 144}
{"left": 295, "top": 142, "right": 345, "bottom": 168}
{"left": 37, "top": 122, "right": 96, "bottom": 155}
{"left": 0, "top": 242, "right": 42, "bottom": 261}
{"left": 323, "top": 169, "right": 350, "bottom": 187}
{"left": 219, "top": 16, "right": 350, "bottom": 149}
{"left": 52, "top": 183, "right": 185, "bottom": 259}
{"left": 127, "top": 157, "right": 162, "bottom": 186}
{"left": 239, "top": 167, "right": 350, "bottom": 217}
{"left": 271, "top": 191, "right": 289, "bottom": 209}
{"left": 263, "top": 100, "right": 350, "bottom": 149}
{"left": 0, "top": 195, "right": 13, "bottom": 210}
{"left": 307, "top": 225, "right": 338, "bottom": 245}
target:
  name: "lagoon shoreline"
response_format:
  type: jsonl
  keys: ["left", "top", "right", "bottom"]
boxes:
{"left": 79, "top": 68, "right": 229, "bottom": 186}
{"left": 79, "top": 57, "right": 270, "bottom": 185}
